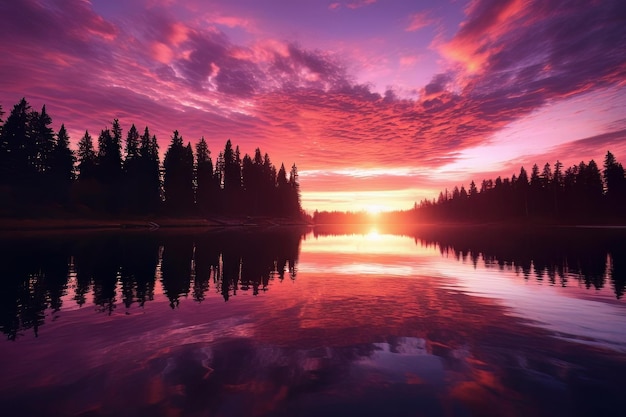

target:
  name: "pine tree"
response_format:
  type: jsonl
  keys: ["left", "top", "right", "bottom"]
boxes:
{"left": 50, "top": 124, "right": 75, "bottom": 202}
{"left": 121, "top": 124, "right": 143, "bottom": 213}
{"left": 540, "top": 163, "right": 552, "bottom": 189}
{"left": 77, "top": 130, "right": 96, "bottom": 180}
{"left": 28, "top": 105, "right": 56, "bottom": 180}
{"left": 184, "top": 142, "right": 195, "bottom": 208}
{"left": 468, "top": 180, "right": 478, "bottom": 198}
{"left": 275, "top": 163, "right": 289, "bottom": 216}
{"left": 516, "top": 166, "right": 529, "bottom": 218}
{"left": 288, "top": 163, "right": 302, "bottom": 216}
{"left": 195, "top": 137, "right": 214, "bottom": 213}
{"left": 96, "top": 125, "right": 123, "bottom": 213}
{"left": 124, "top": 124, "right": 140, "bottom": 164}
{"left": 221, "top": 140, "right": 243, "bottom": 213}
{"left": 163, "top": 131, "right": 194, "bottom": 213}
{"left": 137, "top": 127, "right": 161, "bottom": 212}
{"left": 0, "top": 98, "right": 31, "bottom": 186}
{"left": 53, "top": 125, "right": 75, "bottom": 180}
{"left": 96, "top": 127, "right": 122, "bottom": 183}
{"left": 603, "top": 151, "right": 626, "bottom": 216}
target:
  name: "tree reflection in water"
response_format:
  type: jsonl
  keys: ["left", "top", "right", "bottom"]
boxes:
{"left": 0, "top": 228, "right": 303, "bottom": 340}
{"left": 1, "top": 225, "right": 624, "bottom": 341}
{"left": 0, "top": 226, "right": 625, "bottom": 417}
{"left": 314, "top": 224, "right": 626, "bottom": 299}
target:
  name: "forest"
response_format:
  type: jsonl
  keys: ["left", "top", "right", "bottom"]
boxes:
{"left": 0, "top": 98, "right": 302, "bottom": 219}
{"left": 313, "top": 152, "right": 626, "bottom": 225}
{"left": 415, "top": 152, "right": 626, "bottom": 224}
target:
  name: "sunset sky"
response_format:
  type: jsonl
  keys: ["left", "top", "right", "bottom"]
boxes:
{"left": 1, "top": 0, "right": 625, "bottom": 212}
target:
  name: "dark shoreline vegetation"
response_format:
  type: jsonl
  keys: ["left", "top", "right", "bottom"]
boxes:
{"left": 313, "top": 150, "right": 626, "bottom": 226}
{"left": 0, "top": 98, "right": 304, "bottom": 227}
{"left": 2, "top": 97, "right": 626, "bottom": 229}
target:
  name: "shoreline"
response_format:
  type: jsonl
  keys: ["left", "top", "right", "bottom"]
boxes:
{"left": 0, "top": 216, "right": 311, "bottom": 233}
{"left": 2, "top": 217, "right": 625, "bottom": 233}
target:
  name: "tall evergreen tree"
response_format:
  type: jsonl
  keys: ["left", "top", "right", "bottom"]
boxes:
{"left": 52, "top": 125, "right": 75, "bottom": 181}
{"left": 516, "top": 166, "right": 529, "bottom": 218}
{"left": 195, "top": 137, "right": 214, "bottom": 213}
{"left": 221, "top": 139, "right": 243, "bottom": 213}
{"left": 124, "top": 124, "right": 140, "bottom": 163}
{"left": 540, "top": 163, "right": 552, "bottom": 189}
{"left": 96, "top": 127, "right": 122, "bottom": 182}
{"left": 163, "top": 131, "right": 194, "bottom": 213}
{"left": 77, "top": 130, "right": 96, "bottom": 180}
{"left": 137, "top": 127, "right": 161, "bottom": 212}
{"left": 552, "top": 160, "right": 564, "bottom": 216}
{"left": 0, "top": 98, "right": 31, "bottom": 186}
{"left": 288, "top": 163, "right": 301, "bottom": 216}
{"left": 468, "top": 180, "right": 477, "bottom": 196}
{"left": 28, "top": 105, "right": 56, "bottom": 180}
{"left": 603, "top": 151, "right": 626, "bottom": 216}
{"left": 184, "top": 142, "right": 194, "bottom": 205}
{"left": 276, "top": 163, "right": 289, "bottom": 216}
{"left": 586, "top": 160, "right": 604, "bottom": 198}
{"left": 50, "top": 124, "right": 75, "bottom": 203}
{"left": 122, "top": 124, "right": 142, "bottom": 213}
{"left": 96, "top": 126, "right": 123, "bottom": 213}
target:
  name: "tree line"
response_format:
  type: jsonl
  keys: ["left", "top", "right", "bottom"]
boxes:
{"left": 416, "top": 153, "right": 626, "bottom": 224}
{"left": 0, "top": 98, "right": 302, "bottom": 218}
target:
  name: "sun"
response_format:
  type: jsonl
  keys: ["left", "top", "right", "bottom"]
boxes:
{"left": 364, "top": 204, "right": 384, "bottom": 216}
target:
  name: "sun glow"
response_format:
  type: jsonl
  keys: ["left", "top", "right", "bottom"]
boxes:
{"left": 365, "top": 205, "right": 384, "bottom": 215}
{"left": 366, "top": 227, "right": 380, "bottom": 240}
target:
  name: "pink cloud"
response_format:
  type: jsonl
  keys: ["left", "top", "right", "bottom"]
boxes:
{"left": 346, "top": 0, "right": 377, "bottom": 10}
{"left": 440, "top": 0, "right": 529, "bottom": 72}
{"left": 405, "top": 12, "right": 434, "bottom": 32}
{"left": 399, "top": 55, "right": 419, "bottom": 68}
{"left": 151, "top": 42, "right": 174, "bottom": 63}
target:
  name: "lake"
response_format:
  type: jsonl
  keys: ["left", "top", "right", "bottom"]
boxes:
{"left": 0, "top": 225, "right": 625, "bottom": 417}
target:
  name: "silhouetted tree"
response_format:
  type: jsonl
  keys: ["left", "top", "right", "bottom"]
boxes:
{"left": 516, "top": 166, "right": 529, "bottom": 218}
{"left": 49, "top": 124, "right": 75, "bottom": 203}
{"left": 77, "top": 130, "right": 96, "bottom": 180}
{"left": 288, "top": 163, "right": 302, "bottom": 217}
{"left": 276, "top": 163, "right": 289, "bottom": 216}
{"left": 138, "top": 127, "right": 161, "bottom": 213}
{"left": 221, "top": 139, "right": 243, "bottom": 213}
{"left": 196, "top": 136, "right": 215, "bottom": 214}
{"left": 122, "top": 124, "right": 143, "bottom": 213}
{"left": 163, "top": 131, "right": 194, "bottom": 214}
{"left": 262, "top": 152, "right": 277, "bottom": 214}
{"left": 603, "top": 151, "right": 626, "bottom": 217}
{"left": 0, "top": 98, "right": 31, "bottom": 188}
{"left": 28, "top": 105, "right": 55, "bottom": 181}
{"left": 95, "top": 122, "right": 123, "bottom": 213}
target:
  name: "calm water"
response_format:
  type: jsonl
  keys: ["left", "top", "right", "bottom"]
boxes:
{"left": 1, "top": 225, "right": 625, "bottom": 417}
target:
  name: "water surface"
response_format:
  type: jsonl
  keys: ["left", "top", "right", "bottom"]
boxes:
{"left": 0, "top": 226, "right": 624, "bottom": 417}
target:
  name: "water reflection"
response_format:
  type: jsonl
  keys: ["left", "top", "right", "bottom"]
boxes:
{"left": 314, "top": 224, "right": 626, "bottom": 298}
{"left": 0, "top": 229, "right": 303, "bottom": 340}
{"left": 0, "top": 226, "right": 625, "bottom": 416}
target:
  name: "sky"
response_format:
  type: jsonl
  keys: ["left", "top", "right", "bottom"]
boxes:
{"left": 1, "top": 0, "right": 625, "bottom": 213}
